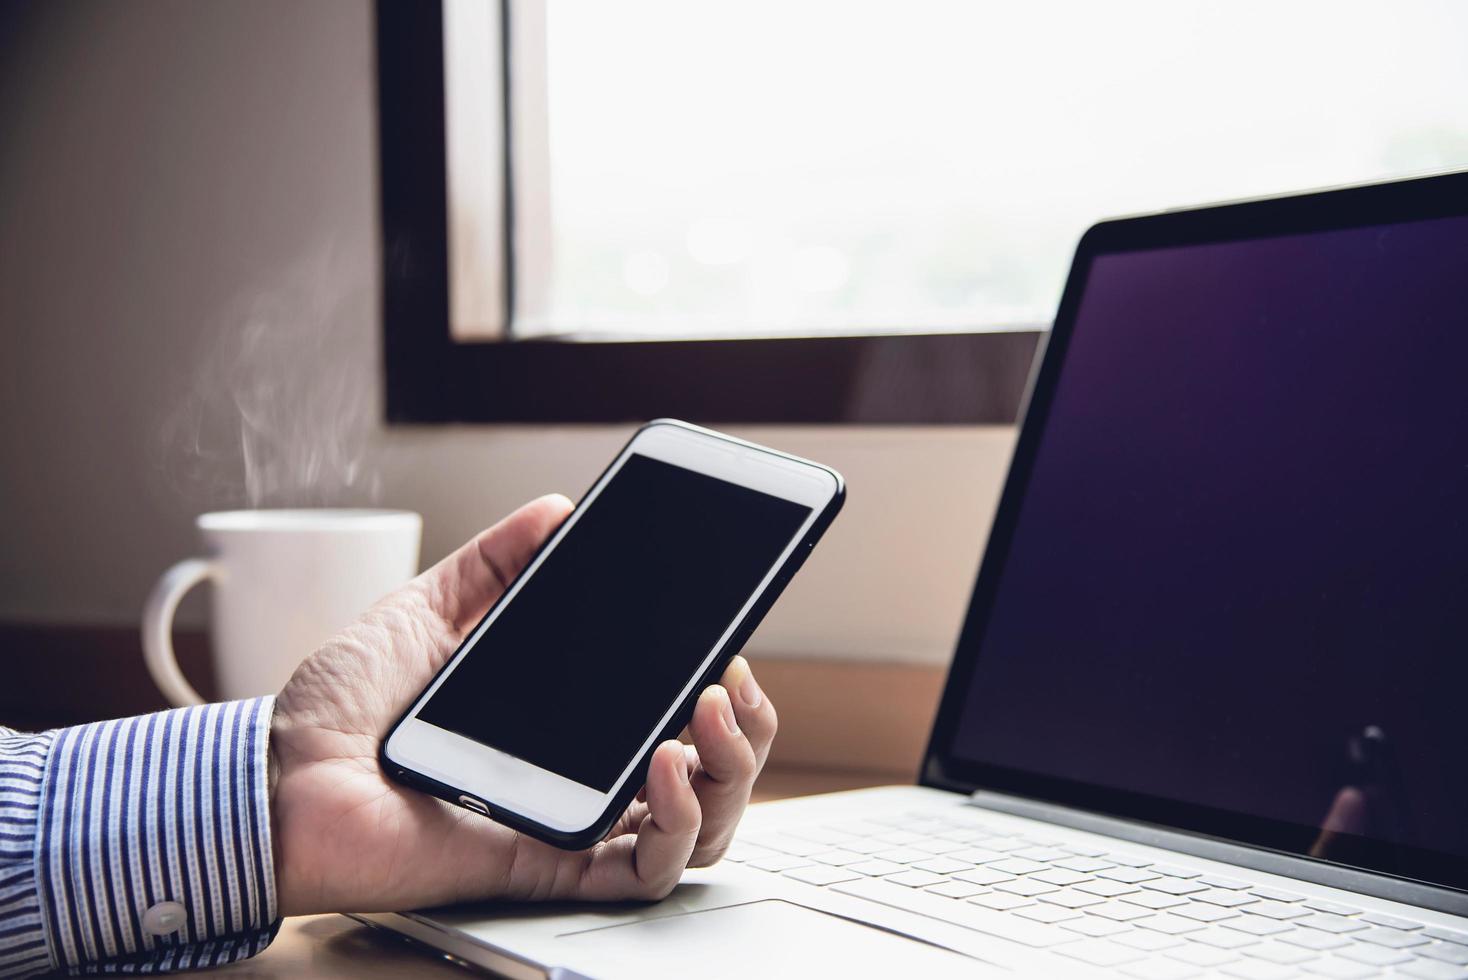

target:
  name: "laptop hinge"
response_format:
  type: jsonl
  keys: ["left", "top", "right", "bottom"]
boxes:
{"left": 966, "top": 789, "right": 1468, "bottom": 918}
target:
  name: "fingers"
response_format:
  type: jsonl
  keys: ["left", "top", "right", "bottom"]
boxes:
{"left": 722, "top": 656, "right": 777, "bottom": 770}
{"left": 421, "top": 494, "right": 574, "bottom": 634}
{"left": 572, "top": 741, "right": 701, "bottom": 900}
{"left": 683, "top": 657, "right": 775, "bottom": 866}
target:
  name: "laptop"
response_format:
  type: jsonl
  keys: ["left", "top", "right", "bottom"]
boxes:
{"left": 355, "top": 170, "right": 1468, "bottom": 979}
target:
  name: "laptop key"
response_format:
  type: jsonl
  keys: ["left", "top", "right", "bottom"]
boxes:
{"left": 783, "top": 865, "right": 863, "bottom": 886}
{"left": 1298, "top": 914, "right": 1370, "bottom": 934}
{"left": 1100, "top": 867, "right": 1164, "bottom": 884}
{"left": 1279, "top": 930, "right": 1352, "bottom": 952}
{"left": 980, "top": 891, "right": 1039, "bottom": 915}
{"left": 1302, "top": 899, "right": 1362, "bottom": 917}
{"left": 1421, "top": 943, "right": 1468, "bottom": 965}
{"left": 1399, "top": 960, "right": 1468, "bottom": 979}
{"left": 945, "top": 847, "right": 1007, "bottom": 865}
{"left": 1221, "top": 916, "right": 1293, "bottom": 937}
{"left": 1108, "top": 853, "right": 1157, "bottom": 867}
{"left": 1355, "top": 926, "right": 1429, "bottom": 949}
{"left": 884, "top": 870, "right": 948, "bottom": 888}
{"left": 1123, "top": 891, "right": 1191, "bottom": 910}
{"left": 988, "top": 857, "right": 1048, "bottom": 875}
{"left": 1115, "top": 930, "right": 1189, "bottom": 951}
{"left": 829, "top": 877, "right": 1075, "bottom": 948}
{"left": 747, "top": 854, "right": 814, "bottom": 872}
{"left": 969, "top": 891, "right": 1035, "bottom": 911}
{"left": 724, "top": 843, "right": 777, "bottom": 863}
{"left": 1144, "top": 878, "right": 1210, "bottom": 896}
{"left": 909, "top": 838, "right": 968, "bottom": 856}
{"left": 872, "top": 848, "right": 931, "bottom": 865}
{"left": 744, "top": 833, "right": 825, "bottom": 857}
{"left": 1137, "top": 914, "right": 1209, "bottom": 935}
{"left": 1150, "top": 864, "right": 1203, "bottom": 879}
{"left": 994, "top": 878, "right": 1059, "bottom": 897}
{"left": 808, "top": 849, "right": 868, "bottom": 866}
{"left": 951, "top": 866, "right": 1016, "bottom": 887}
{"left": 1335, "top": 943, "right": 1413, "bottom": 967}
{"left": 1014, "top": 846, "right": 1072, "bottom": 862}
{"left": 1245, "top": 901, "right": 1313, "bottom": 921}
{"left": 1060, "top": 843, "right": 1110, "bottom": 858}
{"left": 1040, "top": 888, "right": 1107, "bottom": 909}
{"left": 1426, "top": 927, "right": 1468, "bottom": 947}
{"left": 846, "top": 859, "right": 907, "bottom": 877}
{"left": 1032, "top": 868, "right": 1094, "bottom": 886}
{"left": 935, "top": 825, "right": 993, "bottom": 841}
{"left": 1172, "top": 903, "right": 1239, "bottom": 923}
{"left": 911, "top": 856, "right": 974, "bottom": 875}
{"left": 1016, "top": 904, "right": 1084, "bottom": 924}
{"left": 1200, "top": 874, "right": 1255, "bottom": 890}
{"left": 787, "top": 826, "right": 858, "bottom": 846}
{"left": 1089, "top": 901, "right": 1157, "bottom": 922}
{"left": 1249, "top": 887, "right": 1306, "bottom": 903}
{"left": 1056, "top": 856, "right": 1114, "bottom": 873}
{"left": 1065, "top": 916, "right": 1134, "bottom": 937}
{"left": 1076, "top": 878, "right": 1139, "bottom": 898}
{"left": 1194, "top": 889, "right": 1261, "bottom": 908}
{"left": 1360, "top": 910, "right": 1423, "bottom": 931}
{"left": 924, "top": 879, "right": 988, "bottom": 900}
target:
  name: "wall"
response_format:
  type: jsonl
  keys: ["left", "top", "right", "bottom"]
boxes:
{"left": 0, "top": 0, "right": 1018, "bottom": 667}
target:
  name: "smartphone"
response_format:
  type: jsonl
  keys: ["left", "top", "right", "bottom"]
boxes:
{"left": 381, "top": 420, "right": 845, "bottom": 850}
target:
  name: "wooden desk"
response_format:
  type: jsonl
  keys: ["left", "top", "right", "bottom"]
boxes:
{"left": 213, "top": 766, "right": 894, "bottom": 978}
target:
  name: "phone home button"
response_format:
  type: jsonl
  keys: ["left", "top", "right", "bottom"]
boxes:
{"left": 458, "top": 794, "right": 491, "bottom": 816}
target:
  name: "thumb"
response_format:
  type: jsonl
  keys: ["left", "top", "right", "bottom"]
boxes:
{"left": 422, "top": 493, "right": 573, "bottom": 632}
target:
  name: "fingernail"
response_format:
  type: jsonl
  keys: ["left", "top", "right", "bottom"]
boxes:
{"left": 672, "top": 745, "right": 690, "bottom": 784}
{"left": 716, "top": 686, "right": 740, "bottom": 735}
{"left": 735, "top": 657, "right": 763, "bottom": 709}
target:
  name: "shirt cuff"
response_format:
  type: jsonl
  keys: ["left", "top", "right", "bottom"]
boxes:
{"left": 31, "top": 698, "right": 280, "bottom": 975}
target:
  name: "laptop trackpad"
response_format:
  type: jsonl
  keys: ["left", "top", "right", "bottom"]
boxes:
{"left": 553, "top": 900, "right": 995, "bottom": 979}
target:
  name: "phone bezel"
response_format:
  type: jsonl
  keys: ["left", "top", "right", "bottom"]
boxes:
{"left": 381, "top": 419, "right": 845, "bottom": 849}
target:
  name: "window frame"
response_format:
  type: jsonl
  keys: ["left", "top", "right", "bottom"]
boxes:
{"left": 376, "top": 0, "right": 1041, "bottom": 425}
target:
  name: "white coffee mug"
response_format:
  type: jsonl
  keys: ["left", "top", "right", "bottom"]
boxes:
{"left": 142, "top": 509, "right": 422, "bottom": 705}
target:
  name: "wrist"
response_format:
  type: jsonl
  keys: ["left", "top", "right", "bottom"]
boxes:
{"left": 268, "top": 703, "right": 299, "bottom": 917}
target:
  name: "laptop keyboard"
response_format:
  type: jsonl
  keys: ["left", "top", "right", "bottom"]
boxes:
{"left": 730, "top": 806, "right": 1468, "bottom": 979}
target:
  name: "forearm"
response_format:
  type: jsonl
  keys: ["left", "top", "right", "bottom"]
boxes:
{"left": 0, "top": 699, "right": 280, "bottom": 978}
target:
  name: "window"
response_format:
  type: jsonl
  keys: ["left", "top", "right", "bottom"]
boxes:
{"left": 379, "top": 0, "right": 1468, "bottom": 422}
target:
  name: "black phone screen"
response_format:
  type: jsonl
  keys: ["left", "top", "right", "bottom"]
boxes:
{"left": 418, "top": 453, "right": 812, "bottom": 792}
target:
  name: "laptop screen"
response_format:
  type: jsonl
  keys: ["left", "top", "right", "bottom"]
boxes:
{"left": 939, "top": 204, "right": 1468, "bottom": 890}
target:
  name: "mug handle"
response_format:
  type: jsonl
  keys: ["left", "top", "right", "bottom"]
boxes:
{"left": 142, "top": 558, "right": 215, "bottom": 707}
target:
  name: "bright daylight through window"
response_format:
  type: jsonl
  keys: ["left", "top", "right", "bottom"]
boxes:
{"left": 448, "top": 0, "right": 1468, "bottom": 341}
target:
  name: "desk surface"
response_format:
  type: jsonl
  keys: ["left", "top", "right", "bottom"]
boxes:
{"left": 211, "top": 766, "right": 894, "bottom": 978}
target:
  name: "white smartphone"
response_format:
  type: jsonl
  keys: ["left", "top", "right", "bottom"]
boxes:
{"left": 381, "top": 420, "right": 845, "bottom": 849}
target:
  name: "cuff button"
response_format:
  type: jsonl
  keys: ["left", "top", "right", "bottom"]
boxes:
{"left": 142, "top": 900, "right": 187, "bottom": 937}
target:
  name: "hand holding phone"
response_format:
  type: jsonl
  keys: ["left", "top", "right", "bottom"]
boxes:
{"left": 382, "top": 420, "right": 844, "bottom": 848}
{"left": 269, "top": 492, "right": 791, "bottom": 915}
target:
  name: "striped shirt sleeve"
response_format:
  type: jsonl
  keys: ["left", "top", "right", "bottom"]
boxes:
{"left": 0, "top": 698, "right": 280, "bottom": 977}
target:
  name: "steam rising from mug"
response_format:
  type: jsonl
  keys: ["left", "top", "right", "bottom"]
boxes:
{"left": 157, "top": 247, "right": 382, "bottom": 508}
